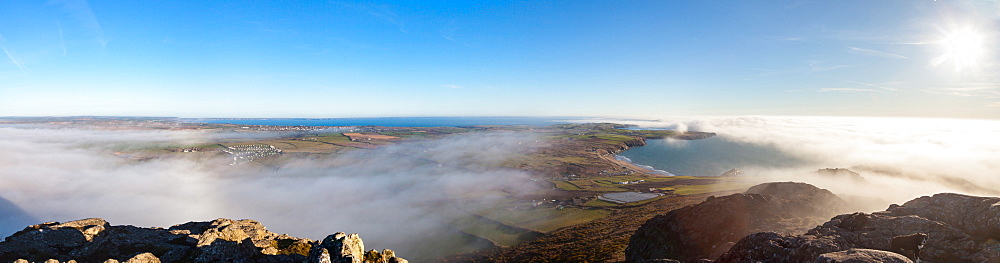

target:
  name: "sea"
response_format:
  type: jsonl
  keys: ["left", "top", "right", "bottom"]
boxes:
{"left": 187, "top": 117, "right": 570, "bottom": 127}
{"left": 616, "top": 136, "right": 807, "bottom": 177}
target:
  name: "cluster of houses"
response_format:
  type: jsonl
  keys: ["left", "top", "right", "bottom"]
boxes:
{"left": 222, "top": 144, "right": 282, "bottom": 165}
{"left": 170, "top": 147, "right": 202, "bottom": 153}
{"left": 601, "top": 170, "right": 636, "bottom": 176}
{"left": 613, "top": 179, "right": 646, "bottom": 184}
{"left": 237, "top": 125, "right": 340, "bottom": 131}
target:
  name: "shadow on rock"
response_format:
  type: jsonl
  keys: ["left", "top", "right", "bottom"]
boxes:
{"left": 624, "top": 182, "right": 852, "bottom": 262}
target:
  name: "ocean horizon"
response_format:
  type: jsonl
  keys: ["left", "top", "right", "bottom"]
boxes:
{"left": 186, "top": 116, "right": 574, "bottom": 127}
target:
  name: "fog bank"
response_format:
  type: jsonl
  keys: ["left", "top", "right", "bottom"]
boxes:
{"left": 0, "top": 126, "right": 543, "bottom": 260}
{"left": 597, "top": 116, "right": 1000, "bottom": 210}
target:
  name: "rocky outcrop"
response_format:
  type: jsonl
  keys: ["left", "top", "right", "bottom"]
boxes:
{"left": 814, "top": 248, "right": 913, "bottom": 263}
{"left": 813, "top": 168, "right": 865, "bottom": 182}
{"left": 0, "top": 218, "right": 407, "bottom": 263}
{"left": 716, "top": 193, "right": 1000, "bottom": 262}
{"left": 624, "top": 182, "right": 850, "bottom": 262}
{"left": 304, "top": 232, "right": 406, "bottom": 263}
{"left": 671, "top": 132, "right": 716, "bottom": 140}
{"left": 718, "top": 168, "right": 742, "bottom": 177}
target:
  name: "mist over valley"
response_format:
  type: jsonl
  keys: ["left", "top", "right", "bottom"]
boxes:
{"left": 3, "top": 0, "right": 1000, "bottom": 261}
{"left": 1, "top": 116, "right": 999, "bottom": 261}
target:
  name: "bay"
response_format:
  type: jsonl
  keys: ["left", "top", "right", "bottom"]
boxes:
{"left": 617, "top": 136, "right": 808, "bottom": 177}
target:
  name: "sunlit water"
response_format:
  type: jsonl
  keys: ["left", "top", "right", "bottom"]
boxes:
{"left": 617, "top": 136, "right": 810, "bottom": 176}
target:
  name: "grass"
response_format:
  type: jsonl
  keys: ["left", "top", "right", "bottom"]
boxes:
{"left": 566, "top": 134, "right": 636, "bottom": 144}
{"left": 451, "top": 215, "right": 543, "bottom": 246}
{"left": 670, "top": 181, "right": 754, "bottom": 195}
{"left": 552, "top": 175, "right": 713, "bottom": 192}
{"left": 480, "top": 207, "right": 612, "bottom": 233}
{"left": 552, "top": 181, "right": 582, "bottom": 190}
{"left": 256, "top": 139, "right": 349, "bottom": 153}
{"left": 583, "top": 199, "right": 619, "bottom": 207}
{"left": 583, "top": 194, "right": 667, "bottom": 207}
{"left": 564, "top": 180, "right": 593, "bottom": 189}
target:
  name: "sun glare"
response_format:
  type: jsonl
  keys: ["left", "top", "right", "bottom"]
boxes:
{"left": 937, "top": 28, "right": 986, "bottom": 72}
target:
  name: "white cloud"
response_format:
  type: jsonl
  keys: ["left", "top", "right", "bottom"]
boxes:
{"left": 923, "top": 83, "right": 1000, "bottom": 98}
{"left": 807, "top": 60, "right": 852, "bottom": 71}
{"left": 839, "top": 79, "right": 901, "bottom": 91}
{"left": 0, "top": 45, "right": 26, "bottom": 74}
{"left": 589, "top": 116, "right": 1000, "bottom": 209}
{"left": 52, "top": 0, "right": 107, "bottom": 48}
{"left": 818, "top": 88, "right": 877, "bottom": 92}
{"left": 848, "top": 47, "right": 909, "bottom": 59}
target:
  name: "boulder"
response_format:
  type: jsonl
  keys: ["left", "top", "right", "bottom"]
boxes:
{"left": 886, "top": 193, "right": 1000, "bottom": 240}
{"left": 814, "top": 248, "right": 912, "bottom": 263}
{"left": 717, "top": 193, "right": 1000, "bottom": 262}
{"left": 0, "top": 218, "right": 112, "bottom": 262}
{"left": 123, "top": 252, "right": 160, "bottom": 263}
{"left": 169, "top": 218, "right": 279, "bottom": 248}
{"left": 313, "top": 232, "right": 365, "bottom": 263}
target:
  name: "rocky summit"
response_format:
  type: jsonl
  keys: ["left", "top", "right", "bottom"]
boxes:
{"left": 0, "top": 218, "right": 407, "bottom": 263}
{"left": 625, "top": 181, "right": 1000, "bottom": 263}
{"left": 624, "top": 182, "right": 851, "bottom": 262}
{"left": 717, "top": 192, "right": 1000, "bottom": 263}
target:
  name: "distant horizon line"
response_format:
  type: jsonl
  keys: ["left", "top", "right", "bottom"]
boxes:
{"left": 1, "top": 115, "right": 998, "bottom": 122}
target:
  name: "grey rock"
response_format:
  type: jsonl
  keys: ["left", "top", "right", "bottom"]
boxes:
{"left": 123, "top": 252, "right": 161, "bottom": 263}
{"left": 814, "top": 248, "right": 912, "bottom": 263}
{"left": 0, "top": 218, "right": 405, "bottom": 263}
{"left": 717, "top": 193, "right": 1000, "bottom": 263}
{"left": 363, "top": 249, "right": 408, "bottom": 263}
{"left": 308, "top": 232, "right": 364, "bottom": 263}
{"left": 305, "top": 233, "right": 408, "bottom": 263}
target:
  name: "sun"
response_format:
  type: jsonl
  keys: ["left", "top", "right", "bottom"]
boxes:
{"left": 934, "top": 28, "right": 986, "bottom": 72}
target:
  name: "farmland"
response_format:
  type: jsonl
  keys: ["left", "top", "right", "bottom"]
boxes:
{"left": 25, "top": 117, "right": 743, "bottom": 260}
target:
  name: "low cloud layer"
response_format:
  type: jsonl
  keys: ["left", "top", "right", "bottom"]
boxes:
{"left": 0, "top": 126, "right": 543, "bottom": 260}
{"left": 603, "top": 116, "right": 1000, "bottom": 209}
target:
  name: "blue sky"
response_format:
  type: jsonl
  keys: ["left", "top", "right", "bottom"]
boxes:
{"left": 1, "top": 0, "right": 998, "bottom": 118}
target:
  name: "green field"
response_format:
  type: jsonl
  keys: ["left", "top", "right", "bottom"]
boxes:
{"left": 451, "top": 214, "right": 544, "bottom": 246}
{"left": 668, "top": 181, "right": 755, "bottom": 195}
{"left": 552, "top": 181, "right": 582, "bottom": 190}
{"left": 479, "top": 207, "right": 612, "bottom": 233}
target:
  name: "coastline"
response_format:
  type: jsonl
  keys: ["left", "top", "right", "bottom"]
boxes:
{"left": 596, "top": 131, "right": 716, "bottom": 177}
{"left": 614, "top": 155, "right": 676, "bottom": 176}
